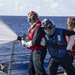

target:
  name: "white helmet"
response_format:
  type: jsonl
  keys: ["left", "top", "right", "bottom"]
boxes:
{"left": 42, "top": 18, "right": 54, "bottom": 29}
{"left": 42, "top": 18, "right": 55, "bottom": 35}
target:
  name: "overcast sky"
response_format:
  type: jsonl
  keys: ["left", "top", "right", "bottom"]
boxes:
{"left": 0, "top": 0, "right": 75, "bottom": 16}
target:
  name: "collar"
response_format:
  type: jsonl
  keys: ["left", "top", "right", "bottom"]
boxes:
{"left": 28, "top": 21, "right": 39, "bottom": 32}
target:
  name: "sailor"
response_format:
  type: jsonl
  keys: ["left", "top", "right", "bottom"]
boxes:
{"left": 42, "top": 18, "right": 75, "bottom": 75}
{"left": 17, "top": 11, "right": 47, "bottom": 75}
{"left": 66, "top": 17, "right": 75, "bottom": 61}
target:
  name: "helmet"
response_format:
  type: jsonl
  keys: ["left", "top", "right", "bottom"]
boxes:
{"left": 67, "top": 17, "right": 75, "bottom": 21}
{"left": 42, "top": 18, "right": 54, "bottom": 29}
{"left": 27, "top": 11, "right": 39, "bottom": 23}
{"left": 67, "top": 17, "right": 75, "bottom": 25}
{"left": 67, "top": 17, "right": 75, "bottom": 30}
{"left": 42, "top": 19, "right": 55, "bottom": 35}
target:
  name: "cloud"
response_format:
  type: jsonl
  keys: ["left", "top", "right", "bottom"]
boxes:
{"left": 0, "top": 3, "right": 4, "bottom": 7}
{"left": 0, "top": 1, "right": 8, "bottom": 13}
{"left": 30, "top": 0, "right": 59, "bottom": 15}
{"left": 37, "top": 0, "right": 75, "bottom": 16}
{"left": 0, "top": 0, "right": 75, "bottom": 16}
{"left": 15, "top": 1, "right": 20, "bottom": 5}
{"left": 50, "top": 1, "right": 59, "bottom": 12}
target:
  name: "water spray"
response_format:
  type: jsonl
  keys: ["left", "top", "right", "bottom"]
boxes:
{"left": 0, "top": 20, "right": 19, "bottom": 75}
{"left": 0, "top": 21, "right": 18, "bottom": 44}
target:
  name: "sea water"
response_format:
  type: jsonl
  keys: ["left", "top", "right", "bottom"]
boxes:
{"left": 0, "top": 16, "right": 70, "bottom": 75}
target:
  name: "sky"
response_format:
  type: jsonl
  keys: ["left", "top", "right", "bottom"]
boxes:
{"left": 0, "top": 0, "right": 75, "bottom": 16}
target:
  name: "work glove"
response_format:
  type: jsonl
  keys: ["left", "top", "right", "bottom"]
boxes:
{"left": 17, "top": 36, "right": 26, "bottom": 46}
{"left": 17, "top": 36, "right": 22, "bottom": 41}
{"left": 21, "top": 40, "right": 27, "bottom": 46}
{"left": 17, "top": 34, "right": 32, "bottom": 47}
{"left": 21, "top": 40, "right": 32, "bottom": 47}
{"left": 17, "top": 34, "right": 26, "bottom": 41}
{"left": 17, "top": 36, "right": 27, "bottom": 46}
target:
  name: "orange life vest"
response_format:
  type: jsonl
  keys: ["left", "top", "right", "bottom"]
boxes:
{"left": 27, "top": 21, "right": 45, "bottom": 50}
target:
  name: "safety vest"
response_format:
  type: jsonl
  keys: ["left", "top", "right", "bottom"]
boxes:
{"left": 45, "top": 28, "right": 67, "bottom": 47}
{"left": 27, "top": 21, "right": 45, "bottom": 50}
{"left": 45, "top": 28, "right": 68, "bottom": 58}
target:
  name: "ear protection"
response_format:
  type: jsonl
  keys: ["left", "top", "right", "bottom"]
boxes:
{"left": 30, "top": 14, "right": 37, "bottom": 21}
{"left": 44, "top": 24, "right": 52, "bottom": 30}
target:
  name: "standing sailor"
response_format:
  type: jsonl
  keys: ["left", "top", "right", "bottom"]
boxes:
{"left": 66, "top": 17, "right": 75, "bottom": 61}
{"left": 17, "top": 11, "right": 47, "bottom": 75}
{"left": 42, "top": 18, "right": 75, "bottom": 75}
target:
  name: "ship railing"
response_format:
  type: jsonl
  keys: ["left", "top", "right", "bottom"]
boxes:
{"left": 0, "top": 41, "right": 75, "bottom": 75}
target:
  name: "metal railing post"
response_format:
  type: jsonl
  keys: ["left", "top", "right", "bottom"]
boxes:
{"left": 8, "top": 41, "right": 15, "bottom": 75}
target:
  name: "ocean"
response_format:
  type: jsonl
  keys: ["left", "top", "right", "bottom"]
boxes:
{"left": 0, "top": 16, "right": 70, "bottom": 75}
